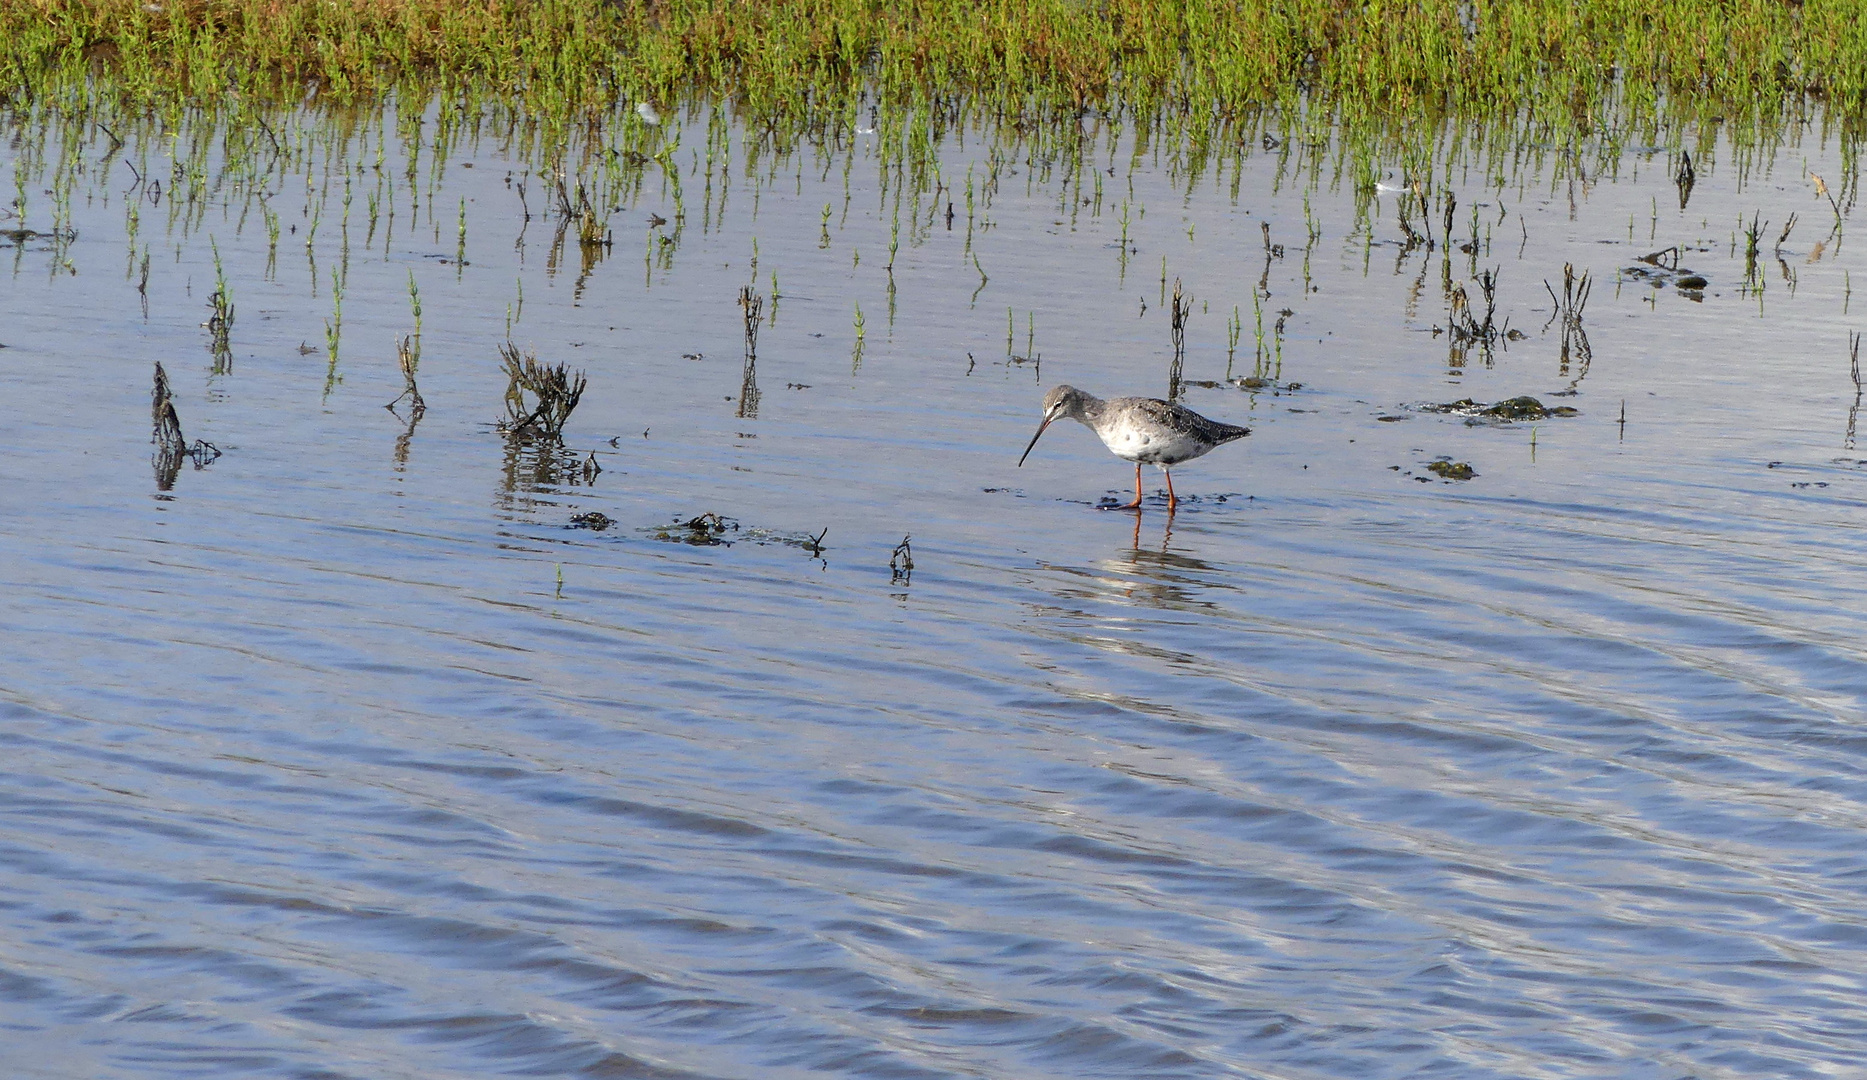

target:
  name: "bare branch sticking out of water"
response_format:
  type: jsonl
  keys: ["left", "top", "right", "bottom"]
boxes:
{"left": 1544, "top": 263, "right": 1592, "bottom": 324}
{"left": 890, "top": 535, "right": 914, "bottom": 585}
{"left": 206, "top": 239, "right": 233, "bottom": 373}
{"left": 151, "top": 361, "right": 219, "bottom": 489}
{"left": 740, "top": 285, "right": 763, "bottom": 358}
{"left": 554, "top": 179, "right": 612, "bottom": 251}
{"left": 387, "top": 334, "right": 425, "bottom": 415}
{"left": 1442, "top": 268, "right": 1511, "bottom": 373}
{"left": 1397, "top": 197, "right": 1424, "bottom": 252}
{"left": 152, "top": 360, "right": 185, "bottom": 450}
{"left": 737, "top": 286, "right": 763, "bottom": 420}
{"left": 1848, "top": 332, "right": 1862, "bottom": 451}
{"left": 499, "top": 342, "right": 586, "bottom": 439}
{"left": 1812, "top": 173, "right": 1844, "bottom": 233}
{"left": 1450, "top": 269, "right": 1502, "bottom": 341}
{"left": 1543, "top": 264, "right": 1593, "bottom": 379}
{"left": 1168, "top": 278, "right": 1188, "bottom": 401}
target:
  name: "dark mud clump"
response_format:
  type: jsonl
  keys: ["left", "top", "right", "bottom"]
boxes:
{"left": 649, "top": 512, "right": 739, "bottom": 546}
{"left": 1419, "top": 396, "right": 1579, "bottom": 423}
{"left": 643, "top": 513, "right": 827, "bottom": 554}
{"left": 1475, "top": 396, "right": 1577, "bottom": 420}
{"left": 1426, "top": 460, "right": 1477, "bottom": 481}
{"left": 1624, "top": 247, "right": 1710, "bottom": 299}
{"left": 568, "top": 512, "right": 614, "bottom": 530}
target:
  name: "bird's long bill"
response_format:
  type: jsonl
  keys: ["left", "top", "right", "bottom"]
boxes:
{"left": 1016, "top": 417, "right": 1053, "bottom": 467}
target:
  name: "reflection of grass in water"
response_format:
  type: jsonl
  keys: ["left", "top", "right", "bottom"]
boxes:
{"left": 322, "top": 267, "right": 342, "bottom": 400}
{"left": 3, "top": 0, "right": 1865, "bottom": 126}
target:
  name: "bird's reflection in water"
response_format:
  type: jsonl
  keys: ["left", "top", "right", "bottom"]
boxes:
{"left": 1093, "top": 508, "right": 1222, "bottom": 610}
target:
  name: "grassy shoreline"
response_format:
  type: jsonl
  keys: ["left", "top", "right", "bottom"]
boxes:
{"left": 3, "top": 0, "right": 1866, "bottom": 125}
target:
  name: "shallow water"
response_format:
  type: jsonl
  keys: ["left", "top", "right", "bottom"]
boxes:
{"left": 3, "top": 101, "right": 1867, "bottom": 1078}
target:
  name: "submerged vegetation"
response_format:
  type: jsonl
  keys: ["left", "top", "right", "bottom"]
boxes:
{"left": 4, "top": 0, "right": 1867, "bottom": 131}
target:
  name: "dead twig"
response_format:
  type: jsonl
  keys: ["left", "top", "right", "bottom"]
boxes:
{"left": 1848, "top": 332, "right": 1862, "bottom": 451}
{"left": 152, "top": 361, "right": 185, "bottom": 451}
{"left": 499, "top": 342, "right": 586, "bottom": 439}
{"left": 890, "top": 535, "right": 914, "bottom": 584}
{"left": 737, "top": 286, "right": 763, "bottom": 420}
{"left": 387, "top": 334, "right": 425, "bottom": 414}
{"left": 1167, "top": 278, "right": 1189, "bottom": 401}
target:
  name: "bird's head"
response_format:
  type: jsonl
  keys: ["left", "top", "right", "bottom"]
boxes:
{"left": 1018, "top": 385, "right": 1091, "bottom": 467}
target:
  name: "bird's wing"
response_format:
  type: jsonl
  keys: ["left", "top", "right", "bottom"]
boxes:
{"left": 1124, "top": 397, "right": 1251, "bottom": 443}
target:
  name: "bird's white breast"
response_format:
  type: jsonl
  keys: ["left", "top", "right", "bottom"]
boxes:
{"left": 1094, "top": 413, "right": 1210, "bottom": 465}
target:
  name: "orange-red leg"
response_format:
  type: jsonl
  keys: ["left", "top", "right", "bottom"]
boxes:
{"left": 1165, "top": 469, "right": 1178, "bottom": 511}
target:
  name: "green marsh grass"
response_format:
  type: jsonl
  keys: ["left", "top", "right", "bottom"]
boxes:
{"left": 7, "top": 0, "right": 1867, "bottom": 135}
{"left": 6, "top": 2, "right": 1861, "bottom": 458}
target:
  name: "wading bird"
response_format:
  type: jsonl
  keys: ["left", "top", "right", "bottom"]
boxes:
{"left": 1017, "top": 384, "right": 1250, "bottom": 511}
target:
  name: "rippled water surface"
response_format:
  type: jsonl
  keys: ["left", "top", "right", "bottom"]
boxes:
{"left": 4, "top": 101, "right": 1867, "bottom": 1078}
